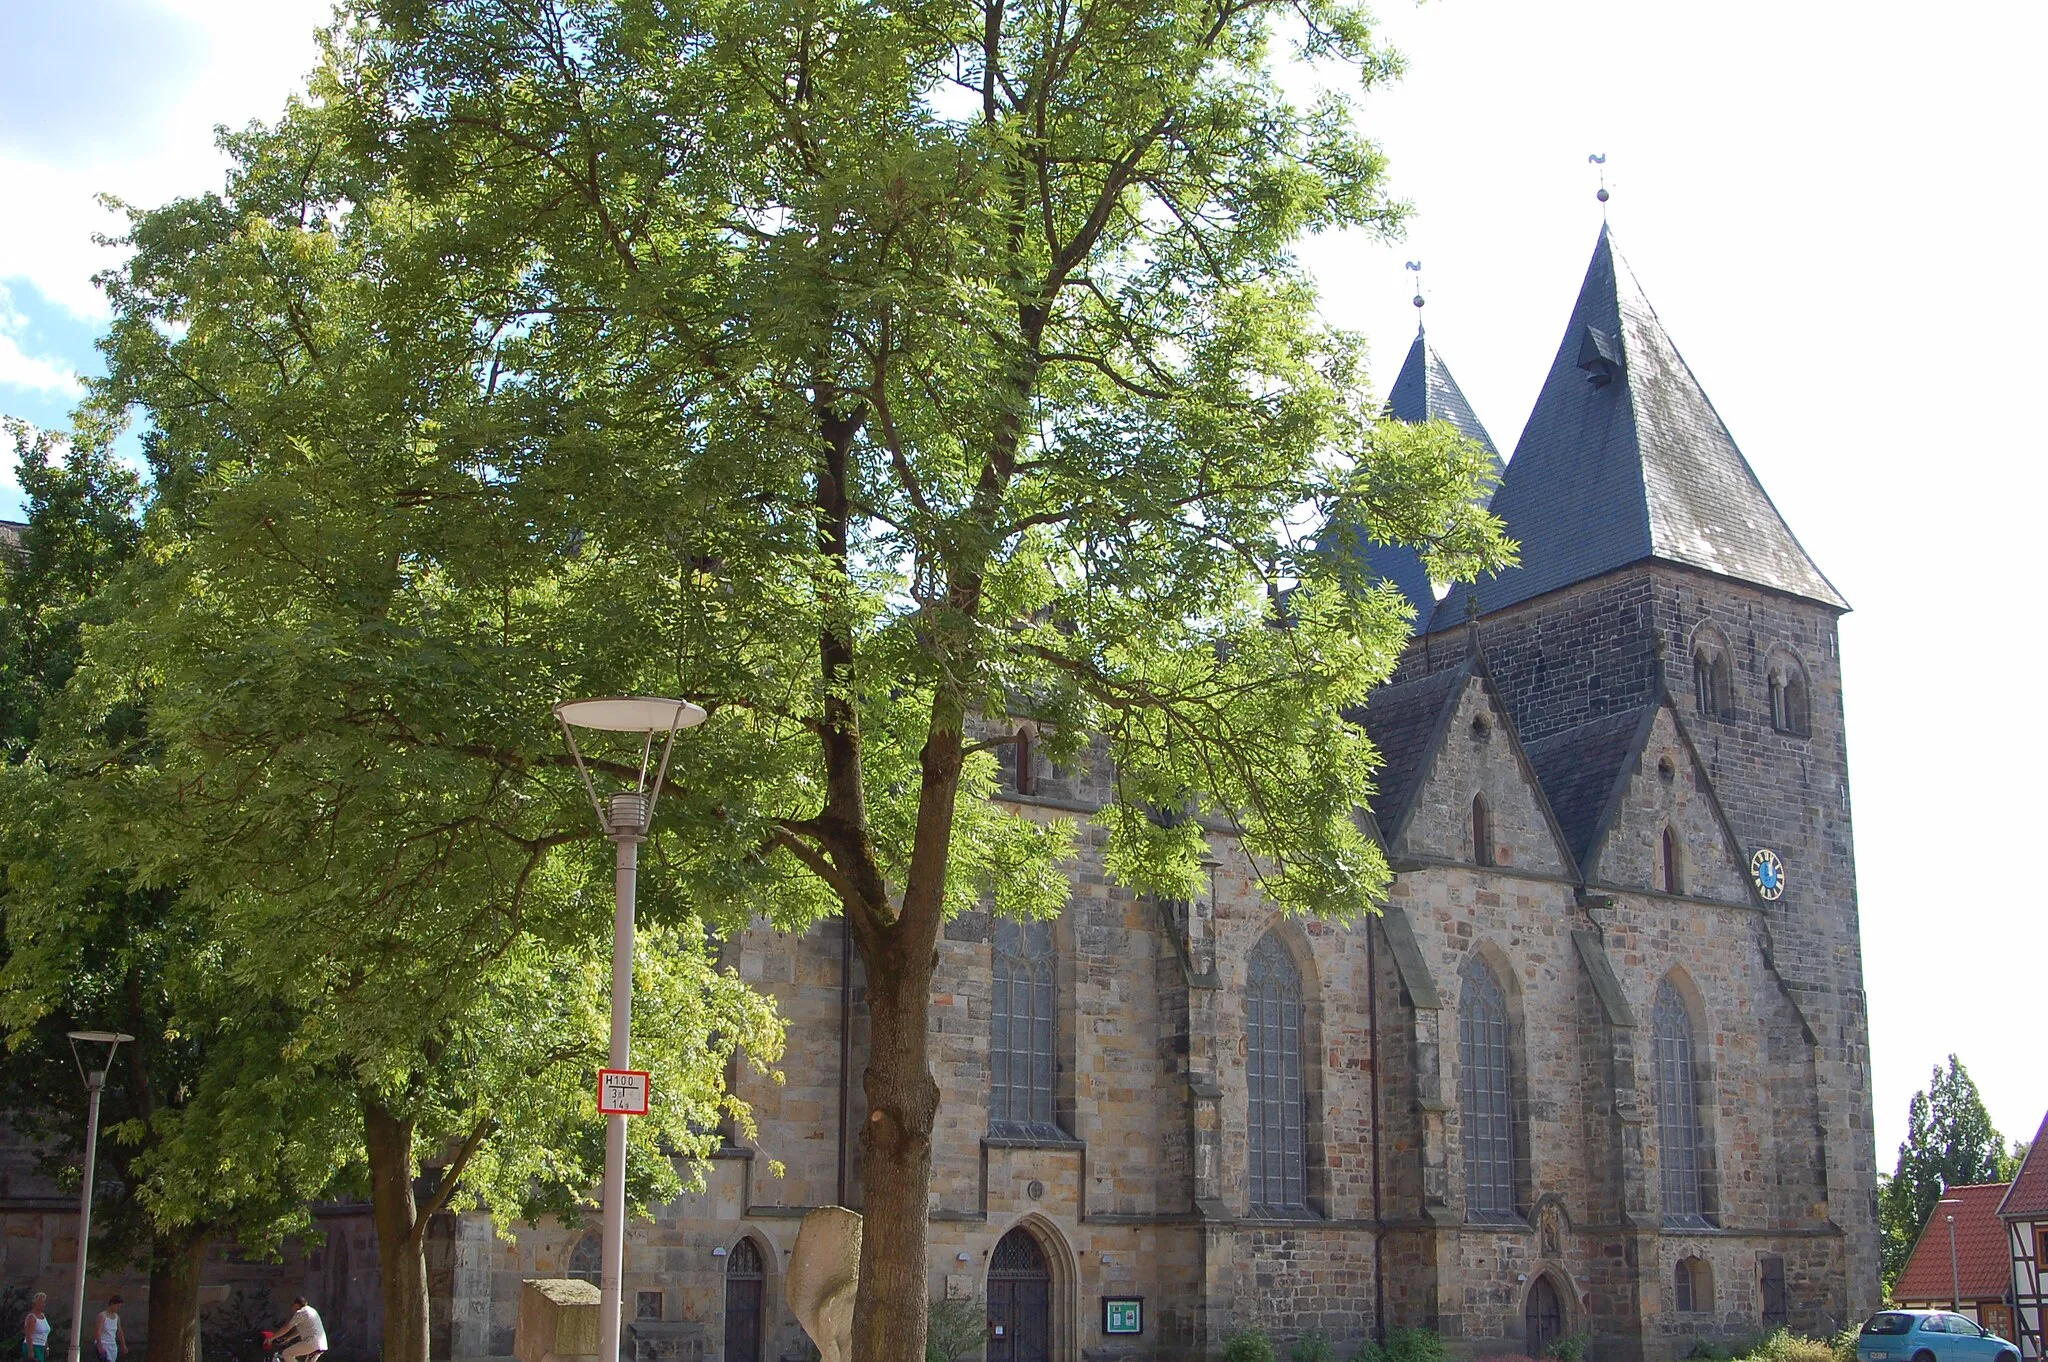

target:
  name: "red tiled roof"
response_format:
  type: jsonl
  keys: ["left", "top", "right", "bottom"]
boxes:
{"left": 1998, "top": 1111, "right": 2048, "bottom": 1219}
{"left": 1895, "top": 1183, "right": 2014, "bottom": 1303}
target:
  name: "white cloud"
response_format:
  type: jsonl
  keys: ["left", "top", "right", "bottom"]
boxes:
{"left": 0, "top": 0, "right": 330, "bottom": 320}
{"left": 0, "top": 284, "right": 82, "bottom": 396}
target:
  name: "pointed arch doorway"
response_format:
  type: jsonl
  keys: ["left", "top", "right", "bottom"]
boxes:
{"left": 1525, "top": 1276, "right": 1563, "bottom": 1357}
{"left": 724, "top": 1239, "right": 765, "bottom": 1362}
{"left": 988, "top": 1228, "right": 1052, "bottom": 1362}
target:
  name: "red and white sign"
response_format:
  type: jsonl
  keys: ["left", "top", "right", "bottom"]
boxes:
{"left": 597, "top": 1069, "right": 651, "bottom": 1116}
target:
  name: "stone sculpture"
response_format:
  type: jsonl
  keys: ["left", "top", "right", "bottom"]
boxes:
{"left": 787, "top": 1206, "right": 863, "bottom": 1362}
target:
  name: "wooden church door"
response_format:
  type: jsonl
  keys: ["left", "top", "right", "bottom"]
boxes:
{"left": 1525, "top": 1276, "right": 1562, "bottom": 1357}
{"left": 724, "top": 1239, "right": 764, "bottom": 1362}
{"left": 987, "top": 1229, "right": 1051, "bottom": 1362}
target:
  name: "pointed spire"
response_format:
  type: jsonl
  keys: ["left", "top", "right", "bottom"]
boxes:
{"left": 1433, "top": 227, "right": 1845, "bottom": 630}
{"left": 1358, "top": 322, "right": 1503, "bottom": 631}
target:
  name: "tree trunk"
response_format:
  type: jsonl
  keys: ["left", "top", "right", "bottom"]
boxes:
{"left": 145, "top": 1228, "right": 205, "bottom": 1362}
{"left": 365, "top": 1099, "right": 430, "bottom": 1362}
{"left": 849, "top": 939, "right": 941, "bottom": 1362}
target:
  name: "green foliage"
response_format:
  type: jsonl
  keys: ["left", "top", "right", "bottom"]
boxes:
{"left": 1352, "top": 1328, "right": 1446, "bottom": 1362}
{"left": 924, "top": 1297, "right": 986, "bottom": 1362}
{"left": 1223, "top": 1330, "right": 1277, "bottom": 1362}
{"left": 1878, "top": 1056, "right": 2011, "bottom": 1294}
{"left": 1542, "top": 1335, "right": 1588, "bottom": 1362}
{"left": 1686, "top": 1344, "right": 1734, "bottom": 1362}
{"left": 1737, "top": 1331, "right": 1837, "bottom": 1362}
{"left": 1831, "top": 1328, "right": 1861, "bottom": 1362}
{"left": 1290, "top": 1332, "right": 1333, "bottom": 1362}
{"left": 54, "top": 0, "right": 1512, "bottom": 1355}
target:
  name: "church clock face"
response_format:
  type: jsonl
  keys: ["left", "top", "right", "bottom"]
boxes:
{"left": 1750, "top": 848, "right": 1785, "bottom": 901}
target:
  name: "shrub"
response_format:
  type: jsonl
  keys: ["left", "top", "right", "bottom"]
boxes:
{"left": 1738, "top": 1331, "right": 1838, "bottom": 1362}
{"left": 1352, "top": 1327, "right": 1447, "bottom": 1362}
{"left": 1543, "top": 1335, "right": 1589, "bottom": 1362}
{"left": 1687, "top": 1345, "right": 1734, "bottom": 1362}
{"left": 1292, "top": 1334, "right": 1334, "bottom": 1362}
{"left": 926, "top": 1297, "right": 988, "bottom": 1362}
{"left": 1225, "top": 1331, "right": 1278, "bottom": 1362}
{"left": 1831, "top": 1331, "right": 1861, "bottom": 1362}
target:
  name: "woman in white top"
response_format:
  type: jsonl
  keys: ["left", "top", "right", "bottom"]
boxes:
{"left": 90, "top": 1297, "right": 124, "bottom": 1362}
{"left": 20, "top": 1292, "right": 49, "bottom": 1362}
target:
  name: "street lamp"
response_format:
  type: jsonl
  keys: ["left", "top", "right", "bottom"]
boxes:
{"left": 1938, "top": 1197, "right": 1963, "bottom": 1312}
{"left": 65, "top": 1031, "right": 133, "bottom": 1362}
{"left": 554, "top": 696, "right": 706, "bottom": 1362}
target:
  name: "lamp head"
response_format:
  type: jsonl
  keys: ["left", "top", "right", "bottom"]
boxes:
{"left": 553, "top": 696, "right": 706, "bottom": 840}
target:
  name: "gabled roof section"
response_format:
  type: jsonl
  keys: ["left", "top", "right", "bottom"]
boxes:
{"left": 1358, "top": 663, "right": 1467, "bottom": 841}
{"left": 1524, "top": 706, "right": 1656, "bottom": 871}
{"left": 1358, "top": 653, "right": 1578, "bottom": 876}
{"left": 1896, "top": 1182, "right": 2014, "bottom": 1301}
{"left": 1999, "top": 1109, "right": 2048, "bottom": 1218}
{"left": 1361, "top": 329, "right": 1504, "bottom": 632}
{"left": 1434, "top": 226, "right": 1846, "bottom": 630}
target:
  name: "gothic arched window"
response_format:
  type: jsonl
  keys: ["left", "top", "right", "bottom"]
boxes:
{"left": 1246, "top": 933, "right": 1307, "bottom": 1214}
{"left": 990, "top": 918, "right": 1060, "bottom": 1137}
{"left": 1661, "top": 826, "right": 1682, "bottom": 896}
{"left": 1472, "top": 795, "right": 1495, "bottom": 867}
{"left": 1460, "top": 958, "right": 1517, "bottom": 1221}
{"left": 1654, "top": 980, "right": 1711, "bottom": 1227}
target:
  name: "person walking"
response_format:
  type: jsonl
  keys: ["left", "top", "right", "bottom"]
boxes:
{"left": 269, "top": 1298, "right": 325, "bottom": 1362}
{"left": 89, "top": 1298, "right": 123, "bottom": 1362}
{"left": 20, "top": 1293, "right": 49, "bottom": 1362}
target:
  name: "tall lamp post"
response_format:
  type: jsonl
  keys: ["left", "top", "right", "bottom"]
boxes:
{"left": 554, "top": 697, "right": 706, "bottom": 1362}
{"left": 1938, "top": 1196, "right": 1963, "bottom": 1312}
{"left": 65, "top": 1031, "right": 133, "bottom": 1362}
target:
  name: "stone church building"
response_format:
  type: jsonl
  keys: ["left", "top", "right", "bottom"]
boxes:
{"left": 0, "top": 227, "right": 1879, "bottom": 1362}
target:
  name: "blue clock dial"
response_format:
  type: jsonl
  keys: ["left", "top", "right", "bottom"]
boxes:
{"left": 1749, "top": 849, "right": 1785, "bottom": 901}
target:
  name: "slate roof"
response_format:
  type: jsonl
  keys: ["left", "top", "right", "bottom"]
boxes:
{"left": 1360, "top": 328, "right": 1503, "bottom": 631}
{"left": 1433, "top": 226, "right": 1845, "bottom": 631}
{"left": 1998, "top": 1110, "right": 2048, "bottom": 1218}
{"left": 1895, "top": 1182, "right": 2015, "bottom": 1302}
{"left": 1357, "top": 664, "right": 1467, "bottom": 840}
{"left": 1523, "top": 706, "right": 1652, "bottom": 869}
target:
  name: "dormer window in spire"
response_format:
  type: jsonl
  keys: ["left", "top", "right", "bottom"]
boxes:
{"left": 1577, "top": 324, "right": 1621, "bottom": 387}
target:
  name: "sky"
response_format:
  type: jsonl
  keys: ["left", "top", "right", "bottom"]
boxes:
{"left": 1, "top": 2, "right": 2042, "bottom": 1165}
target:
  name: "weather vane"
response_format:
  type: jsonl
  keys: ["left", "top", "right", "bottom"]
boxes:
{"left": 1588, "top": 153, "right": 1610, "bottom": 217}
{"left": 1406, "top": 260, "right": 1424, "bottom": 329}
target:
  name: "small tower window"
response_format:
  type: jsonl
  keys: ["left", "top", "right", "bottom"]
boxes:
{"left": 1769, "top": 663, "right": 1811, "bottom": 737}
{"left": 1472, "top": 795, "right": 1495, "bottom": 867}
{"left": 1693, "top": 647, "right": 1733, "bottom": 721}
{"left": 1012, "top": 726, "right": 1036, "bottom": 795}
{"left": 1661, "top": 826, "right": 1682, "bottom": 896}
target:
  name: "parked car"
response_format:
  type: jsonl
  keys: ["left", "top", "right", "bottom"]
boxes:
{"left": 1858, "top": 1311, "right": 2018, "bottom": 1362}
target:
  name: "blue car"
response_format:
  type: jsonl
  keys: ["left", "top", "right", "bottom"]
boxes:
{"left": 1857, "top": 1311, "right": 2017, "bottom": 1362}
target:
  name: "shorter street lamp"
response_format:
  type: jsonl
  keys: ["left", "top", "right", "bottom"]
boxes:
{"left": 65, "top": 1031, "right": 133, "bottom": 1362}
{"left": 554, "top": 697, "right": 706, "bottom": 1362}
{"left": 1937, "top": 1197, "right": 1963, "bottom": 1312}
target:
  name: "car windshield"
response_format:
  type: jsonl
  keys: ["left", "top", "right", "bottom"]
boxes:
{"left": 1862, "top": 1315, "right": 1915, "bottom": 1336}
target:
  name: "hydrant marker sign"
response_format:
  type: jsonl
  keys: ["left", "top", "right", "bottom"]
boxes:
{"left": 598, "top": 1068, "right": 652, "bottom": 1116}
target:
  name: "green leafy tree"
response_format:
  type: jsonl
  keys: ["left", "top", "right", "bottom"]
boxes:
{"left": 1877, "top": 1056, "right": 2011, "bottom": 1295}
{"left": 0, "top": 421, "right": 348, "bottom": 1362}
{"left": 70, "top": 0, "right": 1510, "bottom": 1359}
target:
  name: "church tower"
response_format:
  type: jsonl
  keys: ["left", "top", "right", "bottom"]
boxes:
{"left": 1399, "top": 225, "right": 1879, "bottom": 1327}
{"left": 1363, "top": 324, "right": 1504, "bottom": 625}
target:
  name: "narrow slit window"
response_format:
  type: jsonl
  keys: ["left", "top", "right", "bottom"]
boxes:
{"left": 1472, "top": 795, "right": 1495, "bottom": 867}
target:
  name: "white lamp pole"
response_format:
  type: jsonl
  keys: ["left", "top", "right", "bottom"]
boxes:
{"left": 65, "top": 1031, "right": 133, "bottom": 1362}
{"left": 554, "top": 697, "right": 705, "bottom": 1362}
